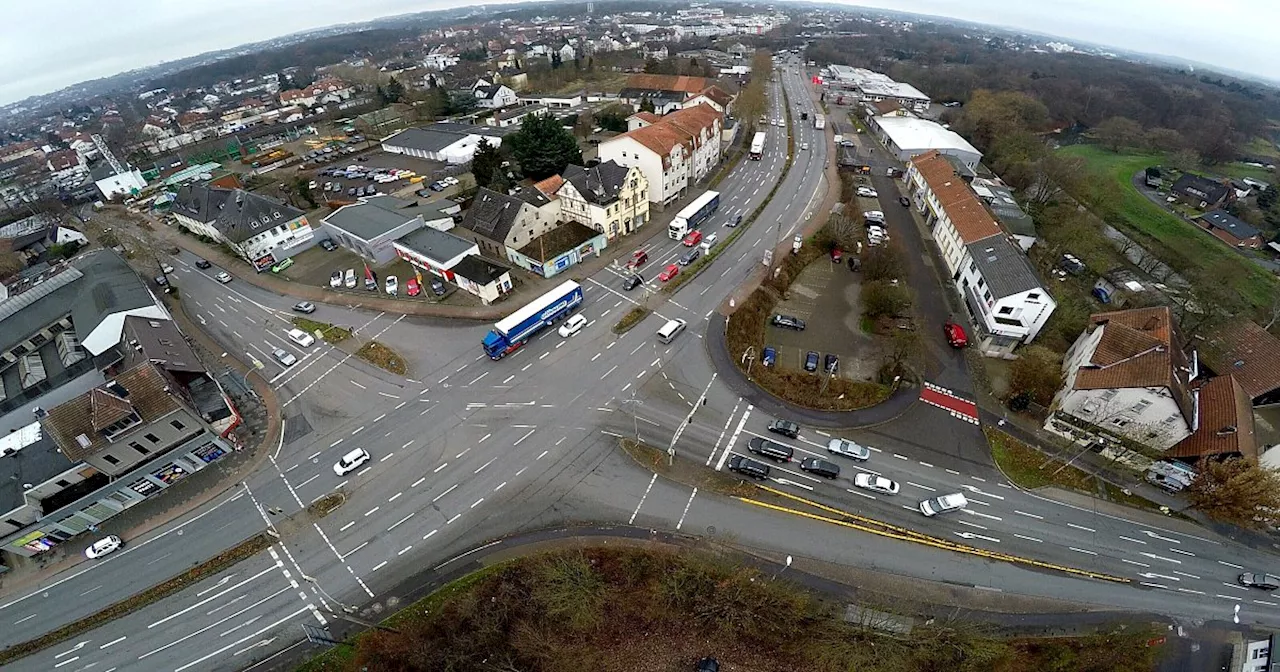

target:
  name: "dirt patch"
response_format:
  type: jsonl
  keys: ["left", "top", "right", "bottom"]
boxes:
{"left": 308, "top": 492, "right": 347, "bottom": 518}
{"left": 355, "top": 340, "right": 407, "bottom": 375}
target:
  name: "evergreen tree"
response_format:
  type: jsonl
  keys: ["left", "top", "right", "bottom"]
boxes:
{"left": 471, "top": 140, "right": 503, "bottom": 189}
{"left": 639, "top": 98, "right": 656, "bottom": 114}
{"left": 551, "top": 53, "right": 562, "bottom": 70}
{"left": 384, "top": 76, "right": 405, "bottom": 103}
{"left": 507, "top": 112, "right": 582, "bottom": 180}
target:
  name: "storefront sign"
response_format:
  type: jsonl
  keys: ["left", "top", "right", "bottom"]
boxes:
{"left": 152, "top": 463, "right": 188, "bottom": 485}
{"left": 129, "top": 478, "right": 160, "bottom": 497}
{"left": 194, "top": 441, "right": 228, "bottom": 464}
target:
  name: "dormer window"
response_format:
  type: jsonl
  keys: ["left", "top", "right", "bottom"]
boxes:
{"left": 101, "top": 411, "right": 142, "bottom": 440}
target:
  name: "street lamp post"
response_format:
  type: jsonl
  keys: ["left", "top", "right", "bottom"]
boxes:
{"left": 300, "top": 574, "right": 357, "bottom": 614}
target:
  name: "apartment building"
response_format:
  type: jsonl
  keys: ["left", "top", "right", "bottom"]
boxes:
{"left": 598, "top": 103, "right": 723, "bottom": 208}
{"left": 552, "top": 161, "right": 650, "bottom": 240}
{"left": 171, "top": 185, "right": 314, "bottom": 271}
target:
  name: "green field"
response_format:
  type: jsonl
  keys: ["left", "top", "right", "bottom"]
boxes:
{"left": 1058, "top": 144, "right": 1278, "bottom": 312}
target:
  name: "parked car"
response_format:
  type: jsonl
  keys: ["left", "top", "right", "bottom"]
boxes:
{"left": 727, "top": 455, "right": 771, "bottom": 480}
{"left": 827, "top": 438, "right": 871, "bottom": 461}
{"left": 679, "top": 248, "right": 701, "bottom": 266}
{"left": 558, "top": 314, "right": 588, "bottom": 338}
{"left": 919, "top": 493, "right": 968, "bottom": 516}
{"left": 943, "top": 322, "right": 968, "bottom": 348}
{"left": 364, "top": 275, "right": 377, "bottom": 291}
{"left": 292, "top": 302, "right": 316, "bottom": 315}
{"left": 84, "top": 535, "right": 122, "bottom": 559}
{"left": 658, "top": 264, "right": 680, "bottom": 282}
{"left": 215, "top": 271, "right": 232, "bottom": 283}
{"left": 804, "top": 350, "right": 820, "bottom": 372}
{"left": 154, "top": 275, "right": 168, "bottom": 287}
{"left": 898, "top": 196, "right": 910, "bottom": 207}
{"left": 330, "top": 271, "right": 343, "bottom": 288}
{"left": 831, "top": 247, "right": 843, "bottom": 263}
{"left": 857, "top": 186, "right": 878, "bottom": 198}
{"left": 194, "top": 258, "right": 211, "bottom": 269}
{"left": 762, "top": 346, "right": 777, "bottom": 367}
{"left": 771, "top": 314, "right": 806, "bottom": 330}
{"left": 682, "top": 230, "right": 703, "bottom": 247}
{"left": 271, "top": 258, "right": 294, "bottom": 273}
{"left": 273, "top": 348, "right": 297, "bottom": 367}
{"left": 863, "top": 210, "right": 885, "bottom": 223}
{"left": 385, "top": 275, "right": 398, "bottom": 296}
{"left": 333, "top": 448, "right": 371, "bottom": 476}
{"left": 823, "top": 353, "right": 839, "bottom": 374}
{"left": 767, "top": 419, "right": 800, "bottom": 439}
{"left": 431, "top": 278, "right": 446, "bottom": 296}
{"left": 405, "top": 278, "right": 421, "bottom": 296}
{"left": 623, "top": 274, "right": 644, "bottom": 291}
{"left": 344, "top": 269, "right": 356, "bottom": 289}
{"left": 853, "top": 473, "right": 900, "bottom": 495}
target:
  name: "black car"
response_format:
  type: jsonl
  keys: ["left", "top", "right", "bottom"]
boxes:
{"left": 696, "top": 658, "right": 721, "bottom": 672}
{"left": 727, "top": 214, "right": 742, "bottom": 228}
{"left": 898, "top": 196, "right": 910, "bottom": 207}
{"left": 767, "top": 419, "right": 800, "bottom": 439}
{"left": 430, "top": 278, "right": 446, "bottom": 296}
{"left": 623, "top": 274, "right": 644, "bottom": 291}
{"left": 804, "top": 350, "right": 820, "bottom": 372}
{"left": 771, "top": 314, "right": 806, "bottom": 330}
{"left": 800, "top": 457, "right": 841, "bottom": 479}
{"left": 319, "top": 238, "right": 338, "bottom": 251}
{"left": 679, "top": 248, "right": 701, "bottom": 266}
{"left": 154, "top": 275, "right": 168, "bottom": 287}
{"left": 747, "top": 436, "right": 794, "bottom": 462}
{"left": 727, "top": 455, "right": 771, "bottom": 480}
{"left": 824, "top": 353, "right": 839, "bottom": 374}
{"left": 194, "top": 258, "right": 212, "bottom": 269}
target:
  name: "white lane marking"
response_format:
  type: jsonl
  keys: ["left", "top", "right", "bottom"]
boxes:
{"left": 432, "top": 484, "right": 458, "bottom": 503}
{"left": 629, "top": 473, "right": 658, "bottom": 525}
{"left": 1219, "top": 560, "right": 1245, "bottom": 569}
{"left": 676, "top": 488, "right": 698, "bottom": 530}
{"left": 1121, "top": 559, "right": 1151, "bottom": 568}
{"left": 1140, "top": 552, "right": 1181, "bottom": 565}
{"left": 1068, "top": 547, "right": 1098, "bottom": 556}
{"left": 1067, "top": 523, "right": 1095, "bottom": 533}
{"left": 388, "top": 513, "right": 414, "bottom": 531}
{"left": 1119, "top": 536, "right": 1148, "bottom": 545}
{"left": 905, "top": 482, "right": 935, "bottom": 492}
{"left": 1014, "top": 534, "right": 1042, "bottom": 543}
{"left": 1169, "top": 548, "right": 1196, "bottom": 557}
{"left": 1014, "top": 510, "right": 1043, "bottom": 520}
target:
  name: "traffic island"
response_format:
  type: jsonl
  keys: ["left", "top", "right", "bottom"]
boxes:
{"left": 292, "top": 317, "right": 352, "bottom": 344}
{"left": 355, "top": 340, "right": 406, "bottom": 375}
{"left": 610, "top": 306, "right": 651, "bottom": 334}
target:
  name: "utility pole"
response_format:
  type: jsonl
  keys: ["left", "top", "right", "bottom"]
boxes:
{"left": 621, "top": 390, "right": 642, "bottom": 444}
{"left": 665, "top": 373, "right": 716, "bottom": 465}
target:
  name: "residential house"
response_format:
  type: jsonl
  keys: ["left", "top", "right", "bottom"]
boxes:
{"left": 473, "top": 82, "right": 518, "bottom": 109}
{"left": 906, "top": 151, "right": 1054, "bottom": 355}
{"left": 321, "top": 196, "right": 459, "bottom": 265}
{"left": 1166, "top": 374, "right": 1257, "bottom": 464}
{"left": 92, "top": 164, "right": 148, "bottom": 201}
{"left": 1046, "top": 306, "right": 1199, "bottom": 453}
{"left": 554, "top": 161, "right": 650, "bottom": 239}
{"left": 278, "top": 78, "right": 354, "bottom": 109}
{"left": 455, "top": 187, "right": 560, "bottom": 261}
{"left": 618, "top": 74, "right": 713, "bottom": 114}
{"left": 1170, "top": 173, "right": 1234, "bottom": 210}
{"left": 598, "top": 103, "right": 723, "bottom": 208}
{"left": 508, "top": 221, "right": 608, "bottom": 279}
{"left": 1200, "top": 320, "right": 1280, "bottom": 407}
{"left": 487, "top": 104, "right": 547, "bottom": 128}
{"left": 557, "top": 43, "right": 577, "bottom": 63}
{"left": 450, "top": 255, "right": 514, "bottom": 305}
{"left": 970, "top": 178, "right": 1037, "bottom": 251}
{"left": 643, "top": 43, "right": 669, "bottom": 60}
{"left": 1197, "top": 210, "right": 1264, "bottom": 249}
{"left": 170, "top": 185, "right": 314, "bottom": 271}
{"left": 682, "top": 85, "right": 734, "bottom": 116}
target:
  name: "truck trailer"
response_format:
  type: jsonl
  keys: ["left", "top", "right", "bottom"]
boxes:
{"left": 668, "top": 190, "right": 721, "bottom": 239}
{"left": 482, "top": 280, "right": 583, "bottom": 359}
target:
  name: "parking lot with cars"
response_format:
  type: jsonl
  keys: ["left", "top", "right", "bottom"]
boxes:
{"left": 307, "top": 150, "right": 467, "bottom": 203}
{"left": 763, "top": 258, "right": 883, "bottom": 381}
{"left": 274, "top": 243, "right": 476, "bottom": 305}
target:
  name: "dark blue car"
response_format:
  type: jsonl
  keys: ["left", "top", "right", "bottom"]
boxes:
{"left": 762, "top": 346, "right": 777, "bottom": 367}
{"left": 804, "top": 351, "right": 820, "bottom": 372}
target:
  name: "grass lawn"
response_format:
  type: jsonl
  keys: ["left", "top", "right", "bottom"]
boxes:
{"left": 1243, "top": 135, "right": 1280, "bottom": 162}
{"left": 1059, "top": 144, "right": 1278, "bottom": 311}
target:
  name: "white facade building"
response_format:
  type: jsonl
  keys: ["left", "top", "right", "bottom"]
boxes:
{"left": 598, "top": 104, "right": 722, "bottom": 208}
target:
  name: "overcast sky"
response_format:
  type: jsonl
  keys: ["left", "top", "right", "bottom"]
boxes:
{"left": 2, "top": 0, "right": 1276, "bottom": 106}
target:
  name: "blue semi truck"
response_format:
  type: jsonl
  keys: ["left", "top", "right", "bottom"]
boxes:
{"left": 482, "top": 280, "right": 584, "bottom": 359}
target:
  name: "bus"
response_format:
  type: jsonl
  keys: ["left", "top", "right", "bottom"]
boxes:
{"left": 668, "top": 190, "right": 721, "bottom": 239}
{"left": 749, "top": 132, "right": 766, "bottom": 160}
{"left": 814, "top": 114, "right": 825, "bottom": 130}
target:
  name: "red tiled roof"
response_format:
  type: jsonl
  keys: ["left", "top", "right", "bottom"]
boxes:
{"left": 698, "top": 85, "right": 733, "bottom": 108}
{"left": 624, "top": 74, "right": 711, "bottom": 94}
{"left": 534, "top": 175, "right": 564, "bottom": 197}
{"left": 43, "top": 363, "right": 186, "bottom": 462}
{"left": 1201, "top": 320, "right": 1280, "bottom": 401}
{"left": 631, "top": 111, "right": 661, "bottom": 125}
{"left": 1169, "top": 375, "right": 1257, "bottom": 462}
{"left": 1074, "top": 306, "right": 1195, "bottom": 425}
{"left": 610, "top": 104, "right": 722, "bottom": 168}
{"left": 910, "top": 150, "right": 1001, "bottom": 244}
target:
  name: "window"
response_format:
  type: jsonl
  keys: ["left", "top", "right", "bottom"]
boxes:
{"left": 1100, "top": 389, "right": 1119, "bottom": 401}
{"left": 103, "top": 454, "right": 121, "bottom": 465}
{"left": 1130, "top": 399, "right": 1152, "bottom": 413}
{"left": 144, "top": 433, "right": 160, "bottom": 444}
{"left": 1028, "top": 293, "right": 1040, "bottom": 300}
{"left": 976, "top": 277, "right": 986, "bottom": 288}
{"left": 56, "top": 479, "right": 71, "bottom": 488}
{"left": 997, "top": 306, "right": 1013, "bottom": 315}
{"left": 171, "top": 419, "right": 186, "bottom": 431}
{"left": 101, "top": 412, "right": 142, "bottom": 440}
{"left": 30, "top": 333, "right": 47, "bottom": 346}
{"left": 131, "top": 441, "right": 150, "bottom": 455}
{"left": 12, "top": 344, "right": 27, "bottom": 355}
{"left": 1110, "top": 417, "right": 1131, "bottom": 428}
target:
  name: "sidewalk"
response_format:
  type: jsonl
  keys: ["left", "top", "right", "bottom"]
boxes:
{"left": 0, "top": 293, "right": 281, "bottom": 596}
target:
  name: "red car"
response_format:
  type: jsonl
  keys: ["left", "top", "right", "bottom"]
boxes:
{"left": 682, "top": 230, "right": 703, "bottom": 247}
{"left": 626, "top": 249, "right": 648, "bottom": 270}
{"left": 943, "top": 322, "right": 968, "bottom": 348}
{"left": 405, "top": 278, "right": 421, "bottom": 296}
{"left": 658, "top": 264, "right": 680, "bottom": 282}
{"left": 831, "top": 247, "right": 843, "bottom": 263}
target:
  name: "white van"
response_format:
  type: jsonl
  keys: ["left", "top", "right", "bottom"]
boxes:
{"left": 656, "top": 318, "right": 687, "bottom": 344}
{"left": 700, "top": 233, "right": 719, "bottom": 253}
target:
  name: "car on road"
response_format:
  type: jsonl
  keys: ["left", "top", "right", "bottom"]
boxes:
{"left": 679, "top": 247, "right": 701, "bottom": 266}
{"left": 823, "top": 353, "right": 839, "bottom": 374}
{"left": 344, "top": 269, "right": 356, "bottom": 289}
{"left": 727, "top": 455, "right": 771, "bottom": 480}
{"left": 319, "top": 238, "right": 338, "bottom": 251}
{"left": 292, "top": 302, "right": 316, "bottom": 315}
{"left": 330, "top": 271, "right": 343, "bottom": 288}
{"left": 853, "top": 473, "right": 900, "bottom": 495}
{"left": 272, "top": 348, "right": 297, "bottom": 367}
{"left": 919, "top": 492, "right": 968, "bottom": 516}
{"left": 161, "top": 263, "right": 175, "bottom": 274}
{"left": 215, "top": 271, "right": 232, "bottom": 283}
{"left": 898, "top": 196, "right": 910, "bottom": 207}
{"left": 771, "top": 314, "right": 806, "bottom": 330}
{"left": 747, "top": 436, "right": 794, "bottom": 462}
{"left": 385, "top": 275, "right": 398, "bottom": 296}
{"left": 1238, "top": 573, "right": 1280, "bottom": 591}
{"left": 431, "top": 278, "right": 446, "bottom": 296}
{"left": 334, "top": 447, "right": 371, "bottom": 476}
{"left": 800, "top": 142, "right": 808, "bottom": 151}
{"left": 623, "top": 274, "right": 644, "bottom": 291}
{"left": 626, "top": 249, "right": 649, "bottom": 269}
{"left": 658, "top": 264, "right": 680, "bottom": 282}
{"left": 287, "top": 328, "right": 315, "bottom": 346}
{"left": 558, "top": 314, "right": 588, "bottom": 338}
{"left": 804, "top": 350, "right": 820, "bottom": 372}
{"left": 831, "top": 247, "right": 842, "bottom": 263}
{"left": 682, "top": 230, "right": 703, "bottom": 247}
{"left": 762, "top": 346, "right": 777, "bottom": 367}
{"left": 195, "top": 258, "right": 211, "bottom": 269}
{"left": 800, "top": 458, "right": 841, "bottom": 479}
{"left": 84, "top": 535, "right": 122, "bottom": 559}
{"left": 728, "top": 214, "right": 743, "bottom": 228}
{"left": 943, "top": 322, "right": 968, "bottom": 348}
{"left": 767, "top": 419, "right": 800, "bottom": 438}
{"left": 857, "top": 186, "right": 878, "bottom": 198}
{"left": 827, "top": 438, "right": 871, "bottom": 461}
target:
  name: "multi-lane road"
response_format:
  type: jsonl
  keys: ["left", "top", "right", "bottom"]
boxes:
{"left": 2, "top": 55, "right": 1278, "bottom": 672}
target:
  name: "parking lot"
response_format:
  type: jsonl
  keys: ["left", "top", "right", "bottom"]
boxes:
{"left": 764, "top": 255, "right": 885, "bottom": 382}
{"left": 277, "top": 245, "right": 479, "bottom": 306}
{"left": 308, "top": 149, "right": 471, "bottom": 203}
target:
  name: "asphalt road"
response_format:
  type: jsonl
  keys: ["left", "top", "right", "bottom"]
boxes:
{"left": 4, "top": 56, "right": 1278, "bottom": 672}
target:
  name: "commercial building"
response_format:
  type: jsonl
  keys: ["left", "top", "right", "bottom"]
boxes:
{"left": 507, "top": 221, "right": 607, "bottom": 279}
{"left": 598, "top": 104, "right": 723, "bottom": 208}
{"left": 392, "top": 226, "right": 513, "bottom": 305}
{"left": 171, "top": 185, "right": 314, "bottom": 272}
{"left": 321, "top": 195, "right": 459, "bottom": 265}
{"left": 380, "top": 123, "right": 507, "bottom": 164}
{"left": 870, "top": 116, "right": 982, "bottom": 169}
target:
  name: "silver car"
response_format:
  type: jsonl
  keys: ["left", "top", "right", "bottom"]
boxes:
{"left": 273, "top": 348, "right": 297, "bottom": 367}
{"left": 827, "top": 438, "right": 871, "bottom": 461}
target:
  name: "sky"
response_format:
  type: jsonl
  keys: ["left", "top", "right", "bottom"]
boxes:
{"left": 2, "top": 0, "right": 1277, "bottom": 106}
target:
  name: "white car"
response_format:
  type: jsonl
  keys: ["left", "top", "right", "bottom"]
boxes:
{"left": 558, "top": 314, "right": 587, "bottom": 338}
{"left": 863, "top": 210, "right": 885, "bottom": 222}
{"left": 308, "top": 180, "right": 317, "bottom": 190}
{"left": 273, "top": 348, "right": 297, "bottom": 367}
{"left": 287, "top": 328, "right": 315, "bottom": 347}
{"left": 215, "top": 272, "right": 232, "bottom": 283}
{"left": 385, "top": 275, "right": 398, "bottom": 296}
{"left": 330, "top": 271, "right": 342, "bottom": 288}
{"left": 857, "top": 187, "right": 878, "bottom": 198}
{"left": 344, "top": 269, "right": 356, "bottom": 289}
{"left": 801, "top": 142, "right": 808, "bottom": 151}
{"left": 827, "top": 438, "right": 871, "bottom": 461}
{"left": 853, "top": 473, "right": 900, "bottom": 495}
{"left": 85, "top": 535, "right": 122, "bottom": 559}
{"left": 334, "top": 447, "right": 371, "bottom": 476}
{"left": 919, "top": 493, "right": 968, "bottom": 516}
{"left": 161, "top": 263, "right": 174, "bottom": 274}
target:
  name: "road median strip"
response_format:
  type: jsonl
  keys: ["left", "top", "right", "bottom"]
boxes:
{"left": 0, "top": 533, "right": 273, "bottom": 666}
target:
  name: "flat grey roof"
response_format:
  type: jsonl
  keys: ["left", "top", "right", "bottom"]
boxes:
{"left": 323, "top": 196, "right": 419, "bottom": 241}
{"left": 394, "top": 227, "right": 475, "bottom": 263}
{"left": 0, "top": 430, "right": 76, "bottom": 515}
{"left": 965, "top": 237, "right": 1044, "bottom": 299}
